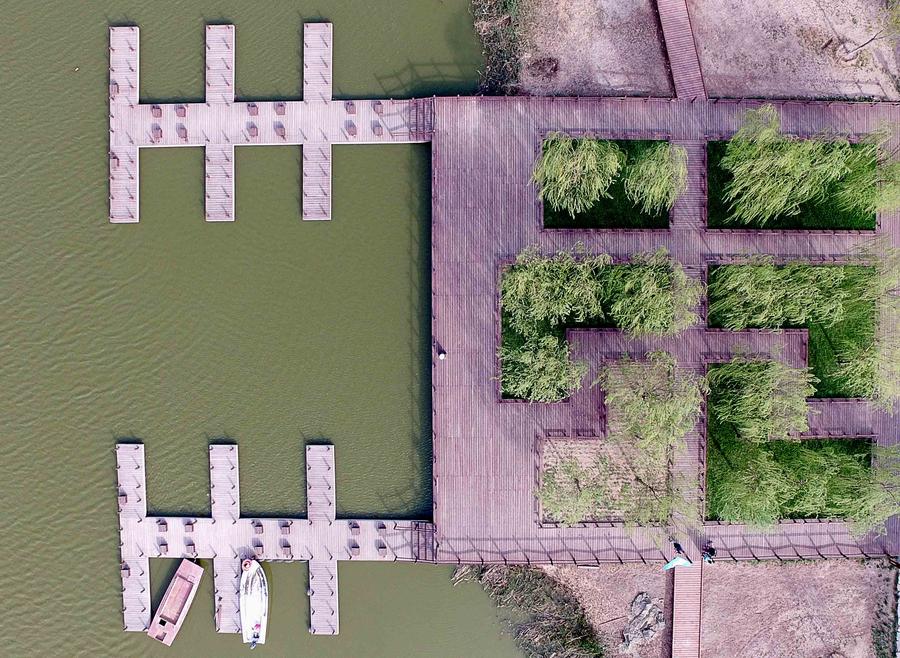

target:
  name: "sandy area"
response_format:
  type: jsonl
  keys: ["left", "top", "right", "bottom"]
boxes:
{"left": 689, "top": 0, "right": 900, "bottom": 100}
{"left": 517, "top": 0, "right": 673, "bottom": 97}
{"left": 701, "top": 560, "right": 898, "bottom": 658}
{"left": 545, "top": 564, "right": 671, "bottom": 657}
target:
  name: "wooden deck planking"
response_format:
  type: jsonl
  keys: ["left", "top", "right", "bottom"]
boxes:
{"left": 205, "top": 25, "right": 235, "bottom": 105}
{"left": 213, "top": 557, "right": 241, "bottom": 633}
{"left": 430, "top": 95, "right": 900, "bottom": 565}
{"left": 116, "top": 444, "right": 151, "bottom": 630}
{"left": 109, "top": 27, "right": 140, "bottom": 222}
{"left": 657, "top": 0, "right": 706, "bottom": 100}
{"left": 302, "top": 143, "right": 332, "bottom": 220}
{"left": 306, "top": 445, "right": 336, "bottom": 523}
{"left": 672, "top": 565, "right": 703, "bottom": 658}
{"left": 209, "top": 445, "right": 240, "bottom": 521}
{"left": 308, "top": 559, "right": 340, "bottom": 634}
{"left": 303, "top": 23, "right": 332, "bottom": 102}
{"left": 205, "top": 144, "right": 235, "bottom": 222}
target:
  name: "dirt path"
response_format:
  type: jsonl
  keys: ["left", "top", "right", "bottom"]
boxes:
{"left": 517, "top": 0, "right": 673, "bottom": 97}
{"left": 701, "top": 560, "right": 897, "bottom": 658}
{"left": 689, "top": 0, "right": 900, "bottom": 99}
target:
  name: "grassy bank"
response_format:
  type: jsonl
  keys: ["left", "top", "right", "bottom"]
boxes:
{"left": 453, "top": 566, "right": 604, "bottom": 657}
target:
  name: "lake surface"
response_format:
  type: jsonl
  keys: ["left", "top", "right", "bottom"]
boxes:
{"left": 0, "top": 1, "right": 521, "bottom": 655}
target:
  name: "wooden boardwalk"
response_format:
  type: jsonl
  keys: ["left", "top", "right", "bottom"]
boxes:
{"left": 672, "top": 566, "right": 703, "bottom": 658}
{"left": 107, "top": 23, "right": 432, "bottom": 223}
{"left": 657, "top": 0, "right": 707, "bottom": 100}
{"left": 115, "top": 443, "right": 433, "bottom": 636}
{"left": 430, "top": 94, "right": 900, "bottom": 570}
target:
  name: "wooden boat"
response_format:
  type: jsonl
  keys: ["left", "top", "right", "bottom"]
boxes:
{"left": 147, "top": 559, "right": 204, "bottom": 646}
{"left": 240, "top": 559, "right": 269, "bottom": 648}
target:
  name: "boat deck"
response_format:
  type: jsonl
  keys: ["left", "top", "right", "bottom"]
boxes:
{"left": 147, "top": 559, "right": 204, "bottom": 646}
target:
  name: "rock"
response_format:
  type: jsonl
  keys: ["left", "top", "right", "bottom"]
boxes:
{"left": 621, "top": 592, "right": 665, "bottom": 652}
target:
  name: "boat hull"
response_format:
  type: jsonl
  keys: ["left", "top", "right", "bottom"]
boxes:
{"left": 240, "top": 559, "right": 269, "bottom": 647}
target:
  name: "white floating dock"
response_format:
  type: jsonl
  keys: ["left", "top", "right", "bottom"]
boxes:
{"left": 115, "top": 443, "right": 433, "bottom": 637}
{"left": 108, "top": 23, "right": 432, "bottom": 223}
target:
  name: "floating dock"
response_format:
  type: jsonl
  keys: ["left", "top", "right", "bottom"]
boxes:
{"left": 147, "top": 559, "right": 204, "bottom": 646}
{"left": 116, "top": 443, "right": 433, "bottom": 636}
{"left": 108, "top": 23, "right": 431, "bottom": 223}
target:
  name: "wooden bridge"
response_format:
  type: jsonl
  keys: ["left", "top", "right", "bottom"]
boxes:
{"left": 115, "top": 443, "right": 433, "bottom": 636}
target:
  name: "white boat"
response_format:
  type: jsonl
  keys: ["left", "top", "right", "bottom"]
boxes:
{"left": 240, "top": 559, "right": 269, "bottom": 648}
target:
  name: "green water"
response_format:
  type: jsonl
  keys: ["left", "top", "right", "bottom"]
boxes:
{"left": 0, "top": 2, "right": 521, "bottom": 656}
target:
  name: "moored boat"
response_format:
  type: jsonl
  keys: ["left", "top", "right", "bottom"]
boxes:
{"left": 147, "top": 559, "right": 204, "bottom": 646}
{"left": 240, "top": 558, "right": 269, "bottom": 648}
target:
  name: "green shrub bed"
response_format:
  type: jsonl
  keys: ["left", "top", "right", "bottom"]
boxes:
{"left": 706, "top": 358, "right": 899, "bottom": 533}
{"left": 707, "top": 261, "right": 877, "bottom": 398}
{"left": 500, "top": 247, "right": 701, "bottom": 401}
{"left": 537, "top": 137, "right": 684, "bottom": 229}
{"left": 707, "top": 140, "right": 876, "bottom": 230}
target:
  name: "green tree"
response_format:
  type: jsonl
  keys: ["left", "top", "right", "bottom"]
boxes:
{"left": 722, "top": 105, "right": 855, "bottom": 226}
{"left": 500, "top": 333, "right": 587, "bottom": 402}
{"left": 532, "top": 133, "right": 624, "bottom": 216}
{"left": 834, "top": 130, "right": 900, "bottom": 215}
{"left": 707, "top": 357, "right": 817, "bottom": 442}
{"left": 596, "top": 352, "right": 706, "bottom": 464}
{"left": 500, "top": 246, "right": 611, "bottom": 336}
{"left": 707, "top": 258, "right": 855, "bottom": 329}
{"left": 603, "top": 248, "right": 702, "bottom": 336}
{"left": 623, "top": 142, "right": 688, "bottom": 215}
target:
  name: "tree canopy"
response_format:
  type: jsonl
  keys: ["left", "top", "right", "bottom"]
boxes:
{"left": 719, "top": 105, "right": 895, "bottom": 226}
{"left": 532, "top": 133, "right": 624, "bottom": 217}
{"left": 623, "top": 141, "right": 688, "bottom": 215}
{"left": 707, "top": 357, "right": 816, "bottom": 442}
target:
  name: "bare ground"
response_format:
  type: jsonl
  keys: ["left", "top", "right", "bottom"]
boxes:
{"left": 544, "top": 564, "right": 672, "bottom": 657}
{"left": 689, "top": 0, "right": 900, "bottom": 99}
{"left": 516, "top": 0, "right": 673, "bottom": 97}
{"left": 701, "top": 560, "right": 898, "bottom": 658}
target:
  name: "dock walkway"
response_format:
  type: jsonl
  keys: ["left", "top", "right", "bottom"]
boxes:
{"left": 115, "top": 443, "right": 432, "bottom": 636}
{"left": 108, "top": 23, "right": 431, "bottom": 224}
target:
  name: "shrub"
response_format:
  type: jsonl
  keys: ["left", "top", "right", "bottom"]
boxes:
{"left": 532, "top": 133, "right": 625, "bottom": 217}
{"left": 721, "top": 105, "right": 855, "bottom": 226}
{"left": 624, "top": 142, "right": 688, "bottom": 214}
{"left": 500, "top": 333, "right": 587, "bottom": 402}
{"left": 603, "top": 248, "right": 702, "bottom": 337}
{"left": 501, "top": 246, "right": 611, "bottom": 337}
{"left": 707, "top": 357, "right": 816, "bottom": 442}
{"left": 707, "top": 258, "right": 857, "bottom": 330}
